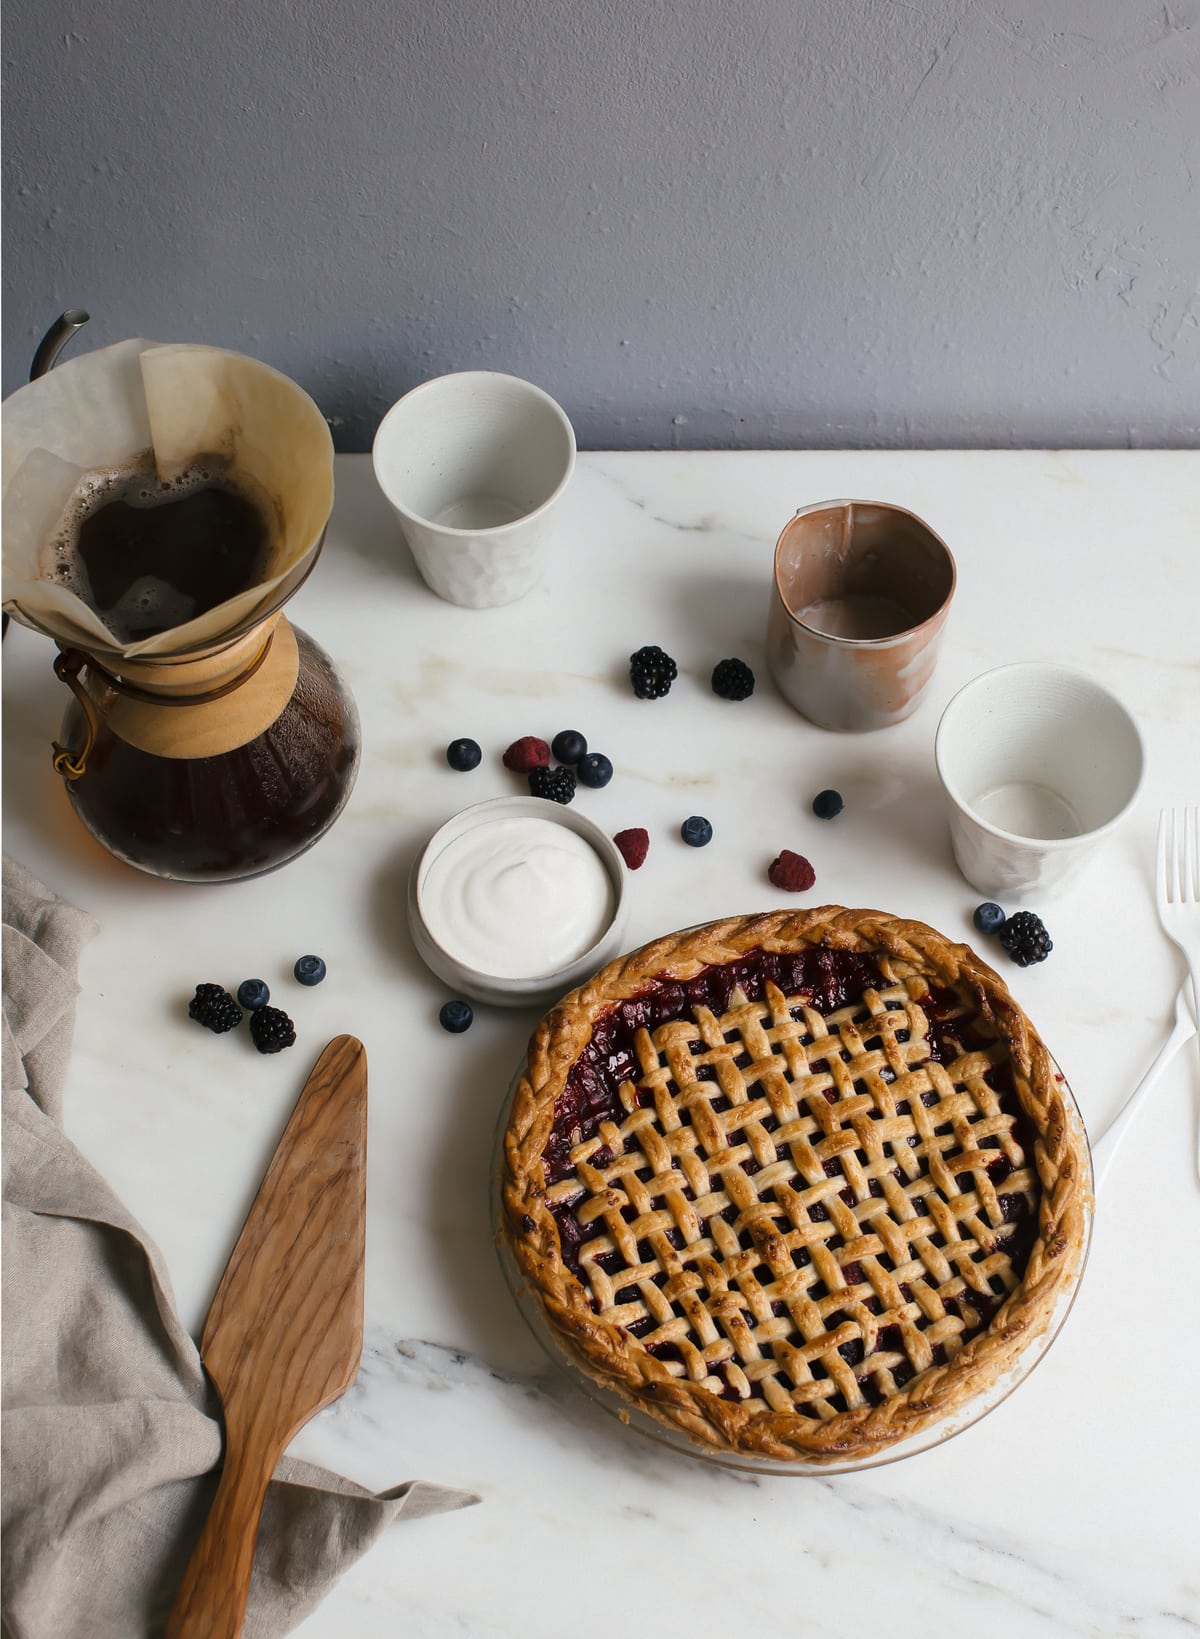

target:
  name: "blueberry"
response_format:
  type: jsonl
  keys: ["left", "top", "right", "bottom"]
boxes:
{"left": 446, "top": 738, "right": 482, "bottom": 772}
{"left": 812, "top": 789, "right": 844, "bottom": 820}
{"left": 236, "top": 978, "right": 270, "bottom": 1011}
{"left": 577, "top": 752, "right": 613, "bottom": 788}
{"left": 439, "top": 999, "right": 474, "bottom": 1033}
{"left": 973, "top": 902, "right": 1007, "bottom": 937}
{"left": 680, "top": 815, "right": 713, "bottom": 848}
{"left": 294, "top": 954, "right": 327, "bottom": 986}
{"left": 551, "top": 729, "right": 588, "bottom": 765}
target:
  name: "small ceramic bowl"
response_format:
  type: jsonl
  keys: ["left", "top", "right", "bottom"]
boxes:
{"left": 407, "top": 796, "right": 629, "bottom": 1007}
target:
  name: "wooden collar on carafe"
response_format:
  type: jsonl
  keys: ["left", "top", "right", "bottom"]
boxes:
{"left": 64, "top": 613, "right": 302, "bottom": 761}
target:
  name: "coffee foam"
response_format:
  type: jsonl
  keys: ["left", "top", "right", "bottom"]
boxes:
{"left": 43, "top": 451, "right": 276, "bottom": 621}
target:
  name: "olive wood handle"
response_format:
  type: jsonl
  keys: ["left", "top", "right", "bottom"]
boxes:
{"left": 163, "top": 1417, "right": 276, "bottom": 1639}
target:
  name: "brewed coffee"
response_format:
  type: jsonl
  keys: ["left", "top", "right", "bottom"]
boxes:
{"left": 58, "top": 627, "right": 360, "bottom": 881}
{"left": 47, "top": 454, "right": 275, "bottom": 643}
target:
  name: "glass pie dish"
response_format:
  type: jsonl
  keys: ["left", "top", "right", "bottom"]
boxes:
{"left": 491, "top": 908, "right": 1095, "bottom": 1475}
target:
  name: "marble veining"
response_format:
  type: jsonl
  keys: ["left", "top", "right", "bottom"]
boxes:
{"left": 2, "top": 452, "right": 1198, "bottom": 1638}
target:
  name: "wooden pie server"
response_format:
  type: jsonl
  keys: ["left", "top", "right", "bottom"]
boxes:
{"left": 165, "top": 1034, "right": 368, "bottom": 1639}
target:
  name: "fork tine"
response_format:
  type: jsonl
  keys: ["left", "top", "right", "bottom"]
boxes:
{"left": 1187, "top": 806, "right": 1199, "bottom": 904}
{"left": 1157, "top": 808, "right": 1170, "bottom": 905}
{"left": 1167, "top": 806, "right": 1182, "bottom": 905}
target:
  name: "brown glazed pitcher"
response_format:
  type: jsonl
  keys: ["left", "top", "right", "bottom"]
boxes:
{"left": 766, "top": 499, "right": 956, "bottom": 732}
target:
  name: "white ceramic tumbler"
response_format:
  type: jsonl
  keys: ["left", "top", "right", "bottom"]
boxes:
{"left": 372, "top": 371, "right": 576, "bottom": 609}
{"left": 935, "top": 662, "right": 1144, "bottom": 899}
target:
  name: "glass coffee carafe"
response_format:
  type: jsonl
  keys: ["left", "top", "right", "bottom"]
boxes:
{"left": 2, "top": 315, "right": 360, "bottom": 883}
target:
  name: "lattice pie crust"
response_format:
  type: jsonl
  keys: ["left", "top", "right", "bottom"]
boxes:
{"left": 501, "top": 908, "right": 1086, "bottom": 1462}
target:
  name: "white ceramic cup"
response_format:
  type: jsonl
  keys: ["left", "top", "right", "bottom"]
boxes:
{"left": 934, "top": 662, "right": 1145, "bottom": 899}
{"left": 372, "top": 371, "right": 576, "bottom": 608}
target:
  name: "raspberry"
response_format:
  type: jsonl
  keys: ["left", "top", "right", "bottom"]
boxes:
{"left": 614, "top": 828, "right": 649, "bottom": 870}
{"left": 188, "top": 983, "right": 242, "bottom": 1034}
{"left": 711, "top": 658, "right": 755, "bottom": 700}
{"left": 528, "top": 765, "right": 575, "bottom": 804}
{"left": 250, "top": 1006, "right": 296, "bottom": 1054}
{"left": 768, "top": 850, "right": 816, "bottom": 892}
{"left": 503, "top": 736, "right": 550, "bottom": 772}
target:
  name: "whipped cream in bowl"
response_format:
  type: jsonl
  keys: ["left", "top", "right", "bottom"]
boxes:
{"left": 408, "top": 797, "right": 629, "bottom": 1006}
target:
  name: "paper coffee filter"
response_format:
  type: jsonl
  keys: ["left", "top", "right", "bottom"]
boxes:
{"left": 2, "top": 339, "right": 334, "bottom": 659}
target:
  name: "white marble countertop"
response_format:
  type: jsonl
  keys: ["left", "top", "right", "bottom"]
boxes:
{"left": 3, "top": 451, "right": 1199, "bottom": 1638}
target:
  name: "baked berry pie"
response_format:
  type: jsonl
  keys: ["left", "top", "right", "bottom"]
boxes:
{"left": 501, "top": 908, "right": 1088, "bottom": 1462}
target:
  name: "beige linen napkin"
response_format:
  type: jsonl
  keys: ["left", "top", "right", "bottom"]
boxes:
{"left": 1, "top": 857, "right": 477, "bottom": 1638}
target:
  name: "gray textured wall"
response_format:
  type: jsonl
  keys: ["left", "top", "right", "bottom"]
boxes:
{"left": 4, "top": 0, "right": 1198, "bottom": 451}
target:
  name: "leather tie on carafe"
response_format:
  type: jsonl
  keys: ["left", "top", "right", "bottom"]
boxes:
{"left": 49, "top": 612, "right": 303, "bottom": 771}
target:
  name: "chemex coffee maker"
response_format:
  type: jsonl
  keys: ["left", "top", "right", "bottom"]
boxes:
{"left": 1, "top": 313, "right": 360, "bottom": 883}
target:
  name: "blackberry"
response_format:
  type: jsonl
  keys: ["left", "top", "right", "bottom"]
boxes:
{"left": 972, "top": 902, "right": 1006, "bottom": 937}
{"left": 188, "top": 984, "right": 242, "bottom": 1034}
{"left": 439, "top": 999, "right": 474, "bottom": 1033}
{"left": 629, "top": 645, "right": 677, "bottom": 700}
{"left": 551, "top": 729, "right": 588, "bottom": 764}
{"left": 577, "top": 752, "right": 613, "bottom": 788}
{"left": 999, "top": 911, "right": 1053, "bottom": 967}
{"left": 680, "top": 815, "right": 713, "bottom": 848}
{"left": 528, "top": 765, "right": 575, "bottom": 804}
{"left": 250, "top": 1005, "right": 297, "bottom": 1054}
{"left": 293, "top": 954, "right": 327, "bottom": 986}
{"left": 811, "top": 789, "right": 844, "bottom": 821}
{"left": 446, "top": 738, "right": 482, "bottom": 772}
{"left": 236, "top": 978, "right": 270, "bottom": 1011}
{"left": 711, "top": 658, "right": 755, "bottom": 701}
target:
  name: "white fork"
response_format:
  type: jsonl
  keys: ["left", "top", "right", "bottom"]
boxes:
{"left": 1092, "top": 980, "right": 1197, "bottom": 1190}
{"left": 1157, "top": 807, "right": 1200, "bottom": 1075}
{"left": 1156, "top": 806, "right": 1200, "bottom": 1177}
